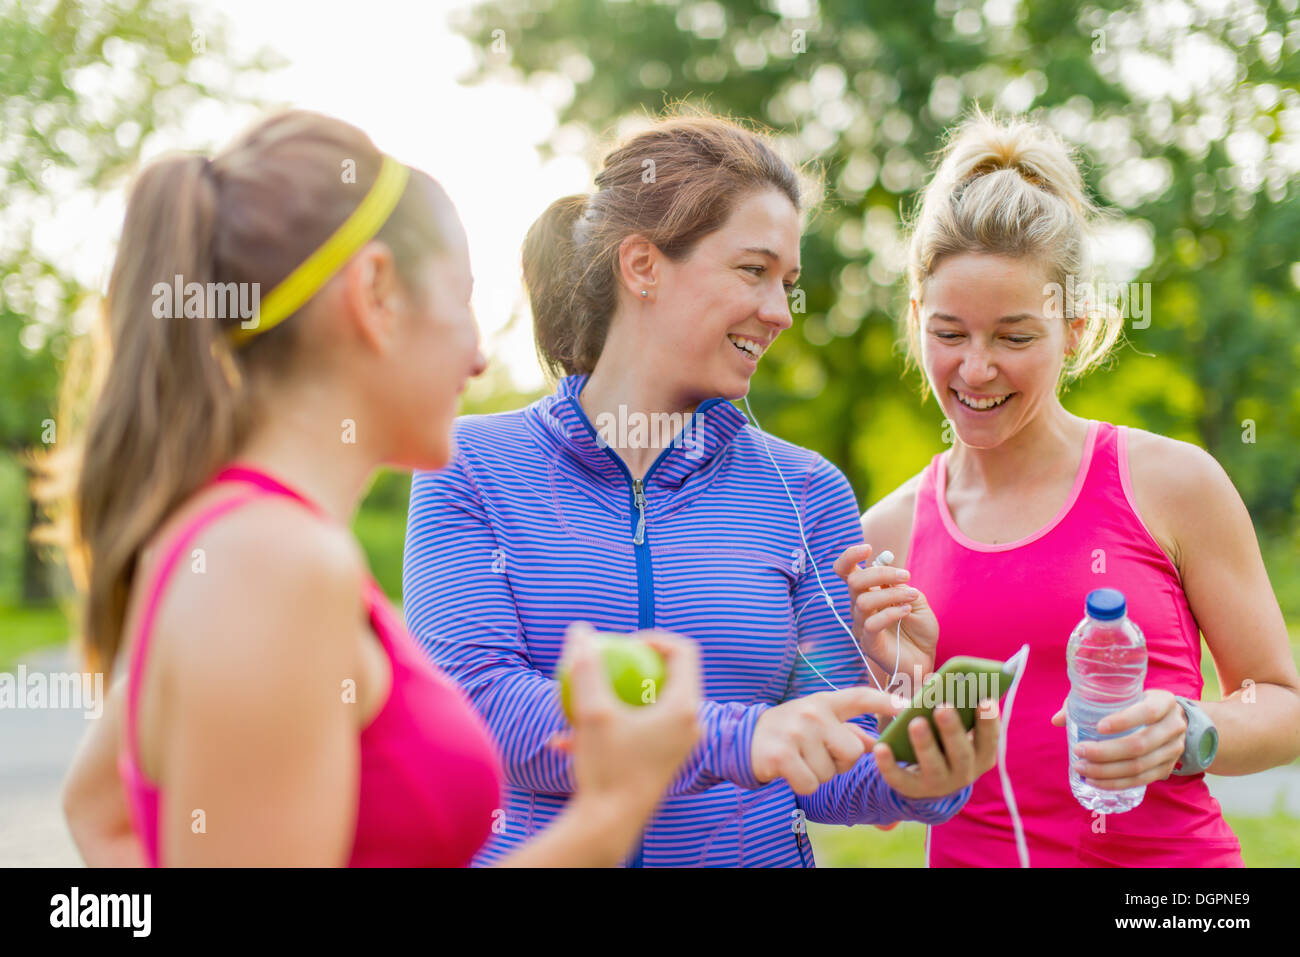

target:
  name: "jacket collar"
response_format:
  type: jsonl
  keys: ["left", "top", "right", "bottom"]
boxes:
{"left": 530, "top": 374, "right": 749, "bottom": 489}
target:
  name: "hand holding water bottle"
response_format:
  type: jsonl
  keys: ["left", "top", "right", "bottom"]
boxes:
{"left": 1050, "top": 588, "right": 1188, "bottom": 812}
{"left": 1050, "top": 688, "right": 1189, "bottom": 791}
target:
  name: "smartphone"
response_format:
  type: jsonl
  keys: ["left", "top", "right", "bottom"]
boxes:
{"left": 876, "top": 655, "right": 1019, "bottom": 764}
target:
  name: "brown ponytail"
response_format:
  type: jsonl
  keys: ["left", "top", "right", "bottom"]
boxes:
{"left": 523, "top": 108, "right": 807, "bottom": 378}
{"left": 522, "top": 194, "right": 592, "bottom": 380}
{"left": 37, "top": 110, "right": 446, "bottom": 675}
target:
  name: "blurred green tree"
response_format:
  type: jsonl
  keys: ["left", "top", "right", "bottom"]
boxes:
{"left": 451, "top": 0, "right": 1300, "bottom": 545}
{"left": 0, "top": 0, "right": 273, "bottom": 601}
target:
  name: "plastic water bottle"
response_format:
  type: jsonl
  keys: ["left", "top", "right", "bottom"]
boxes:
{"left": 1066, "top": 588, "right": 1148, "bottom": 813}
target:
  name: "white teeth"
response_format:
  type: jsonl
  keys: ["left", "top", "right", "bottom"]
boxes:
{"left": 955, "top": 391, "right": 1011, "bottom": 410}
{"left": 728, "top": 334, "right": 763, "bottom": 359}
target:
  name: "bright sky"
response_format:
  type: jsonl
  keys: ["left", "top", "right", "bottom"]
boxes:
{"left": 44, "top": 0, "right": 578, "bottom": 390}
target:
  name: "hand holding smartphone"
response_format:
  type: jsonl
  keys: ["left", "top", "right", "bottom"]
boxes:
{"left": 876, "top": 655, "right": 1019, "bottom": 764}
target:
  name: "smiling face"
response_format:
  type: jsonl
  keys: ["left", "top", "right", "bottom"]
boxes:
{"left": 917, "top": 253, "right": 1083, "bottom": 449}
{"left": 648, "top": 187, "right": 801, "bottom": 402}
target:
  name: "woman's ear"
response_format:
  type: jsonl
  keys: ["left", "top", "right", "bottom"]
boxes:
{"left": 1066, "top": 314, "right": 1086, "bottom": 356}
{"left": 617, "top": 233, "right": 659, "bottom": 301}
{"left": 339, "top": 242, "right": 403, "bottom": 352}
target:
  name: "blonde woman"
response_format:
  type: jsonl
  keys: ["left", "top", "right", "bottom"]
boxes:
{"left": 840, "top": 112, "right": 1300, "bottom": 866}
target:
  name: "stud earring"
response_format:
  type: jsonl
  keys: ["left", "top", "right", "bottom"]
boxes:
{"left": 640, "top": 289, "right": 649, "bottom": 298}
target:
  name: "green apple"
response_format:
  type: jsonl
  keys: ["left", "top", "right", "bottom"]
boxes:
{"left": 558, "top": 634, "right": 668, "bottom": 722}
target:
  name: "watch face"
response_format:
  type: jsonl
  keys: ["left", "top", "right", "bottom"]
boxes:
{"left": 1197, "top": 728, "right": 1218, "bottom": 766}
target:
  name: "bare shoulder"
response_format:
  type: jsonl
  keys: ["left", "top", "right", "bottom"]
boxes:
{"left": 1122, "top": 426, "right": 1241, "bottom": 570}
{"left": 860, "top": 469, "right": 927, "bottom": 568}
{"left": 155, "top": 497, "right": 367, "bottom": 679}
{"left": 1123, "top": 427, "right": 1236, "bottom": 506}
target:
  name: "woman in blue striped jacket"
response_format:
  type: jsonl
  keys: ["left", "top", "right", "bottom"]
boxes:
{"left": 403, "top": 112, "right": 999, "bottom": 867}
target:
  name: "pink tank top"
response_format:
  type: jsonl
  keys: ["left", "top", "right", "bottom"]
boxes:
{"left": 118, "top": 465, "right": 502, "bottom": 866}
{"left": 907, "top": 421, "right": 1243, "bottom": 867}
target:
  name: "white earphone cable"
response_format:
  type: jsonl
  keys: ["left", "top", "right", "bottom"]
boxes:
{"left": 999, "top": 643, "right": 1032, "bottom": 867}
{"left": 742, "top": 393, "right": 1029, "bottom": 867}
{"left": 741, "top": 394, "right": 898, "bottom": 693}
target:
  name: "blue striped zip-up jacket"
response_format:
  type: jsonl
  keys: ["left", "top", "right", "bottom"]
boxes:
{"left": 402, "top": 375, "right": 970, "bottom": 867}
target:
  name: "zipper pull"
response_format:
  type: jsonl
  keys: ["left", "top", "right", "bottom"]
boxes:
{"left": 633, "top": 478, "right": 646, "bottom": 546}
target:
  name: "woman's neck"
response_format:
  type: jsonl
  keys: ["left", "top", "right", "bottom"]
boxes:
{"left": 231, "top": 379, "right": 384, "bottom": 524}
{"left": 579, "top": 355, "right": 699, "bottom": 479}
{"left": 945, "top": 399, "right": 1089, "bottom": 496}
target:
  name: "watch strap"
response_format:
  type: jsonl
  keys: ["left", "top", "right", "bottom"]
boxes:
{"left": 1172, "top": 695, "right": 1218, "bottom": 775}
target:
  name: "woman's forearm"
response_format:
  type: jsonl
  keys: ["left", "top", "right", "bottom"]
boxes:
{"left": 63, "top": 745, "right": 145, "bottom": 867}
{"left": 1202, "top": 682, "right": 1300, "bottom": 775}
{"left": 63, "top": 757, "right": 144, "bottom": 867}
{"left": 67, "top": 819, "right": 145, "bottom": 867}
{"left": 62, "top": 678, "right": 144, "bottom": 867}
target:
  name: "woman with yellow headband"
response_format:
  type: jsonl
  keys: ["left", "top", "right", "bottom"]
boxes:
{"left": 52, "top": 109, "right": 702, "bottom": 866}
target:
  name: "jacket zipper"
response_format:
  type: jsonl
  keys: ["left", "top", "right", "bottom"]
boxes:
{"left": 633, "top": 478, "right": 646, "bottom": 545}
{"left": 630, "top": 478, "right": 653, "bottom": 629}
{"left": 571, "top": 394, "right": 675, "bottom": 866}
{"left": 627, "top": 475, "right": 652, "bottom": 868}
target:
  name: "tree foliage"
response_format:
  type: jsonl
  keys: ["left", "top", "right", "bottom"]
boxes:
{"left": 453, "top": 0, "right": 1300, "bottom": 537}
{"left": 0, "top": 0, "right": 271, "bottom": 599}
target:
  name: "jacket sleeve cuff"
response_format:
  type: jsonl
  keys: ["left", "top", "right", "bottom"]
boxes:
{"left": 881, "top": 782, "right": 973, "bottom": 825}
{"left": 701, "top": 700, "right": 770, "bottom": 790}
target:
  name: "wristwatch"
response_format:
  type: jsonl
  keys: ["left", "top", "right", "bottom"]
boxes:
{"left": 1172, "top": 696, "right": 1219, "bottom": 775}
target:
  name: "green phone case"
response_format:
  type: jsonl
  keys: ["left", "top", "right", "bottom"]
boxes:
{"left": 876, "top": 655, "right": 1019, "bottom": 764}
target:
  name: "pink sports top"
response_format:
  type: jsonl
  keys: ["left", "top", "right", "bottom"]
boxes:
{"left": 118, "top": 465, "right": 502, "bottom": 866}
{"left": 907, "top": 421, "right": 1243, "bottom": 867}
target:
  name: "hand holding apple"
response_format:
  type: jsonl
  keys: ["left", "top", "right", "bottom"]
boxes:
{"left": 558, "top": 630, "right": 668, "bottom": 722}
{"left": 550, "top": 622, "right": 702, "bottom": 826}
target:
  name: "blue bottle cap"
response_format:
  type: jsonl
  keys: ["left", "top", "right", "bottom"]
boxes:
{"left": 1086, "top": 588, "right": 1127, "bottom": 621}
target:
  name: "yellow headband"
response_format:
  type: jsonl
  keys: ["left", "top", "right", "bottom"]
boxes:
{"left": 229, "top": 155, "right": 411, "bottom": 345}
